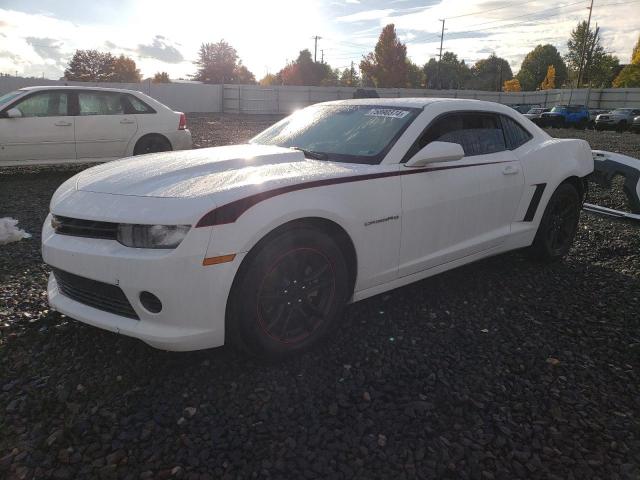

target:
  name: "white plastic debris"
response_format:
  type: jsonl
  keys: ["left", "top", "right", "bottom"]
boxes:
{"left": 0, "top": 217, "right": 31, "bottom": 246}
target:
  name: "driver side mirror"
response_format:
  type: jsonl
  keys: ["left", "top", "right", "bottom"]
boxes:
{"left": 405, "top": 141, "right": 465, "bottom": 167}
{"left": 5, "top": 108, "right": 22, "bottom": 118}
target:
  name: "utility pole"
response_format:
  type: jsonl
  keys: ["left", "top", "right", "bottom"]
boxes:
{"left": 350, "top": 61, "right": 354, "bottom": 85}
{"left": 312, "top": 35, "right": 322, "bottom": 62}
{"left": 576, "top": 0, "right": 594, "bottom": 89}
{"left": 321, "top": 49, "right": 324, "bottom": 63}
{"left": 436, "top": 19, "right": 445, "bottom": 89}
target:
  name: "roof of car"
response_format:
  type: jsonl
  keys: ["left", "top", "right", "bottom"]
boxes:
{"left": 322, "top": 97, "right": 517, "bottom": 111}
{"left": 19, "top": 85, "right": 144, "bottom": 94}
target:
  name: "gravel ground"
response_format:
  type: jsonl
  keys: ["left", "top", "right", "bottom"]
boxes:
{"left": 1, "top": 115, "right": 639, "bottom": 480}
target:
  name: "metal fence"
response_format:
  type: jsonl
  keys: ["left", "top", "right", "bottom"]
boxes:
{"left": 2, "top": 77, "right": 639, "bottom": 114}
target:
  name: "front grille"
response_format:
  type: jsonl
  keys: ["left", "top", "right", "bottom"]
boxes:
{"left": 52, "top": 215, "right": 118, "bottom": 240}
{"left": 53, "top": 268, "right": 139, "bottom": 320}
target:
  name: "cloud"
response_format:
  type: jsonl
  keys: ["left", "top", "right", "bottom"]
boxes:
{"left": 137, "top": 35, "right": 184, "bottom": 63}
{"left": 345, "top": 0, "right": 360, "bottom": 3}
{"left": 337, "top": 9, "right": 394, "bottom": 22}
{"left": 25, "top": 37, "right": 66, "bottom": 63}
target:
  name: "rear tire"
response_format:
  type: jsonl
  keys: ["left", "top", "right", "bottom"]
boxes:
{"left": 227, "top": 226, "right": 350, "bottom": 359}
{"left": 133, "top": 135, "right": 172, "bottom": 155}
{"left": 529, "top": 183, "right": 581, "bottom": 262}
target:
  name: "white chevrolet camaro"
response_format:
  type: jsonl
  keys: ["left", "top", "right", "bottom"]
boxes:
{"left": 42, "top": 98, "right": 594, "bottom": 358}
{"left": 0, "top": 86, "right": 192, "bottom": 167}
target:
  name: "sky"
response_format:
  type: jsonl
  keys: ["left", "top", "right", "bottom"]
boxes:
{"left": 0, "top": 0, "right": 638, "bottom": 81}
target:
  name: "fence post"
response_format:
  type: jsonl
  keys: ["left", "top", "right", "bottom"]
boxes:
{"left": 238, "top": 85, "right": 242, "bottom": 114}
{"left": 276, "top": 87, "right": 280, "bottom": 114}
{"left": 220, "top": 83, "right": 224, "bottom": 113}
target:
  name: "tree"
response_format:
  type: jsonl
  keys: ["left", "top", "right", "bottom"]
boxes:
{"left": 64, "top": 50, "right": 117, "bottom": 82}
{"left": 259, "top": 73, "right": 279, "bottom": 86}
{"left": 233, "top": 63, "right": 256, "bottom": 84}
{"left": 423, "top": 52, "right": 471, "bottom": 89}
{"left": 613, "top": 35, "right": 640, "bottom": 87}
{"left": 406, "top": 61, "right": 425, "bottom": 88}
{"left": 503, "top": 78, "right": 521, "bottom": 92}
{"left": 540, "top": 65, "right": 556, "bottom": 90}
{"left": 339, "top": 65, "right": 360, "bottom": 87}
{"left": 467, "top": 54, "right": 513, "bottom": 91}
{"left": 111, "top": 54, "right": 141, "bottom": 83}
{"left": 276, "top": 49, "right": 336, "bottom": 86}
{"left": 359, "top": 24, "right": 408, "bottom": 88}
{"left": 194, "top": 40, "right": 254, "bottom": 84}
{"left": 516, "top": 44, "right": 567, "bottom": 90}
{"left": 565, "top": 21, "right": 619, "bottom": 87}
{"left": 153, "top": 72, "right": 171, "bottom": 83}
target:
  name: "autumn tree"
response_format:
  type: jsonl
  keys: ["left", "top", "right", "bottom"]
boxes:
{"left": 277, "top": 49, "right": 336, "bottom": 86}
{"left": 111, "top": 55, "right": 141, "bottom": 83}
{"left": 540, "top": 65, "right": 556, "bottom": 90}
{"left": 153, "top": 72, "right": 171, "bottom": 83}
{"left": 503, "top": 78, "right": 521, "bottom": 92}
{"left": 565, "top": 21, "right": 619, "bottom": 87}
{"left": 423, "top": 52, "right": 471, "bottom": 89}
{"left": 516, "top": 44, "right": 567, "bottom": 90}
{"left": 194, "top": 40, "right": 255, "bottom": 84}
{"left": 359, "top": 24, "right": 408, "bottom": 88}
{"left": 613, "top": 35, "right": 640, "bottom": 87}
{"left": 259, "top": 73, "right": 279, "bottom": 86}
{"left": 467, "top": 54, "right": 513, "bottom": 91}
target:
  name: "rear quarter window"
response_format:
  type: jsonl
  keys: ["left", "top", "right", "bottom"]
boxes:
{"left": 501, "top": 115, "right": 532, "bottom": 150}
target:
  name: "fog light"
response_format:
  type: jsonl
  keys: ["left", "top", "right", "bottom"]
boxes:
{"left": 140, "top": 291, "right": 162, "bottom": 313}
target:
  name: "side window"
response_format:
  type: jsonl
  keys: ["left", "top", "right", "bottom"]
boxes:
{"left": 419, "top": 113, "right": 506, "bottom": 157}
{"left": 126, "top": 95, "right": 155, "bottom": 114}
{"left": 501, "top": 115, "right": 532, "bottom": 149}
{"left": 12, "top": 92, "right": 69, "bottom": 117}
{"left": 78, "top": 92, "right": 125, "bottom": 116}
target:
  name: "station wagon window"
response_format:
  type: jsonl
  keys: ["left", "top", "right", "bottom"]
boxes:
{"left": 418, "top": 112, "right": 506, "bottom": 157}
{"left": 501, "top": 115, "right": 532, "bottom": 149}
{"left": 10, "top": 91, "right": 69, "bottom": 117}
{"left": 78, "top": 92, "right": 125, "bottom": 116}
{"left": 126, "top": 95, "right": 155, "bottom": 114}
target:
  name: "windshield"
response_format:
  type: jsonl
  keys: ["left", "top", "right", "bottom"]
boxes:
{"left": 250, "top": 104, "right": 420, "bottom": 165}
{"left": 528, "top": 108, "right": 544, "bottom": 114}
{"left": 612, "top": 109, "right": 631, "bottom": 114}
{"left": 0, "top": 90, "right": 24, "bottom": 107}
{"left": 550, "top": 106, "right": 566, "bottom": 113}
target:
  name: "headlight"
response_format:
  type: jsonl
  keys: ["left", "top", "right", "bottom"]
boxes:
{"left": 117, "top": 224, "right": 191, "bottom": 249}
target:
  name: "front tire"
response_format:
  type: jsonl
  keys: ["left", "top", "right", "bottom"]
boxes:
{"left": 227, "top": 226, "right": 350, "bottom": 359}
{"left": 529, "top": 183, "right": 581, "bottom": 262}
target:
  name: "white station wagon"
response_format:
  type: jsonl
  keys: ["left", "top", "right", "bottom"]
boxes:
{"left": 0, "top": 86, "right": 192, "bottom": 166}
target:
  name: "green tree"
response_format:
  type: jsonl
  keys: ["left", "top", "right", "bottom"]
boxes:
{"left": 153, "top": 72, "right": 171, "bottom": 83}
{"left": 339, "top": 65, "right": 360, "bottom": 87}
{"left": 277, "top": 49, "right": 336, "bottom": 86}
{"left": 64, "top": 50, "right": 117, "bottom": 82}
{"left": 565, "top": 21, "right": 619, "bottom": 87}
{"left": 406, "top": 61, "right": 425, "bottom": 88}
{"left": 516, "top": 44, "right": 567, "bottom": 90}
{"left": 194, "top": 40, "right": 247, "bottom": 84}
{"left": 359, "top": 24, "right": 408, "bottom": 88}
{"left": 613, "top": 35, "right": 640, "bottom": 87}
{"left": 467, "top": 54, "right": 513, "bottom": 91}
{"left": 423, "top": 52, "right": 471, "bottom": 89}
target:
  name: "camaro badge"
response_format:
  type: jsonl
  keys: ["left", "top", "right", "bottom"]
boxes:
{"left": 364, "top": 215, "right": 400, "bottom": 227}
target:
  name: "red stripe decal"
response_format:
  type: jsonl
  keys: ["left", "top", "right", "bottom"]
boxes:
{"left": 196, "top": 161, "right": 509, "bottom": 227}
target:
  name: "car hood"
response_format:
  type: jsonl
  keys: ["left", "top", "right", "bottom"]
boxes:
{"left": 75, "top": 144, "right": 362, "bottom": 198}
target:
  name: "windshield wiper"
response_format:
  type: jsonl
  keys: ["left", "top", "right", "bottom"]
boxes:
{"left": 290, "top": 146, "right": 328, "bottom": 160}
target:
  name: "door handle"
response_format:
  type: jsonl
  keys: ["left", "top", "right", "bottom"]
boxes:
{"left": 120, "top": 119, "right": 135, "bottom": 124}
{"left": 502, "top": 165, "right": 520, "bottom": 175}
{"left": 54, "top": 121, "right": 72, "bottom": 127}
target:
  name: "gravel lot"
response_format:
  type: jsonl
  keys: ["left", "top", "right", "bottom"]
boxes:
{"left": 1, "top": 115, "right": 639, "bottom": 480}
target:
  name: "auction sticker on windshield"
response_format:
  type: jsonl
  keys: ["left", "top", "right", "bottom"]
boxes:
{"left": 364, "top": 109, "right": 410, "bottom": 119}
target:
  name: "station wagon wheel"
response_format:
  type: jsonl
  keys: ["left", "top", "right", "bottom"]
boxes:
{"left": 530, "top": 183, "right": 581, "bottom": 262}
{"left": 228, "top": 225, "right": 350, "bottom": 359}
{"left": 133, "top": 134, "right": 172, "bottom": 155}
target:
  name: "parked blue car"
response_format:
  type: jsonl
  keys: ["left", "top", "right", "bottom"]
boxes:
{"left": 538, "top": 105, "right": 590, "bottom": 129}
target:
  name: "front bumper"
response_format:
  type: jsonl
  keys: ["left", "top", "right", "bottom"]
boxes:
{"left": 43, "top": 215, "right": 243, "bottom": 351}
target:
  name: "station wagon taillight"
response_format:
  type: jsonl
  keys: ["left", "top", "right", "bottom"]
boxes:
{"left": 178, "top": 112, "right": 186, "bottom": 130}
